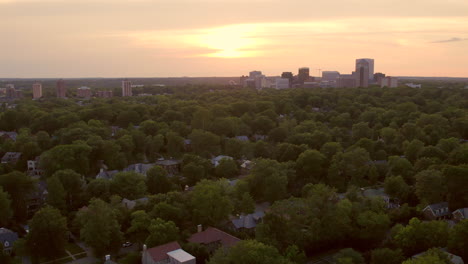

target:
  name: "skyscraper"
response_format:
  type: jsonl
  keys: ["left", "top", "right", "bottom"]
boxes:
{"left": 32, "top": 82, "right": 42, "bottom": 99}
{"left": 356, "top": 58, "right": 374, "bottom": 80}
{"left": 56, "top": 79, "right": 66, "bottom": 98}
{"left": 298, "top": 67, "right": 310, "bottom": 84}
{"left": 355, "top": 60, "right": 370, "bottom": 87}
{"left": 122, "top": 79, "right": 132, "bottom": 97}
{"left": 281, "top": 72, "right": 294, "bottom": 85}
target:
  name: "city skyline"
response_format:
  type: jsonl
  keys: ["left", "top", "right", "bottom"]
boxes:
{"left": 1, "top": 0, "right": 468, "bottom": 78}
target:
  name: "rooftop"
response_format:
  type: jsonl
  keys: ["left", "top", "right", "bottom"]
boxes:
{"left": 146, "top": 241, "right": 181, "bottom": 262}
{"left": 167, "top": 249, "right": 195, "bottom": 262}
{"left": 188, "top": 227, "right": 240, "bottom": 247}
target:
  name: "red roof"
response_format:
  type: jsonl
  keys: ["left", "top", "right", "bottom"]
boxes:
{"left": 147, "top": 241, "right": 181, "bottom": 262}
{"left": 188, "top": 227, "right": 240, "bottom": 247}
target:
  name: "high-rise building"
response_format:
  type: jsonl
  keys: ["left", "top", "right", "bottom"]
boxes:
{"left": 281, "top": 72, "right": 294, "bottom": 85}
{"left": 298, "top": 67, "right": 310, "bottom": 84}
{"left": 275, "top": 78, "right": 290, "bottom": 89}
{"left": 56, "top": 79, "right": 66, "bottom": 98}
{"left": 322, "top": 71, "right": 340, "bottom": 81}
{"left": 379, "top": 77, "right": 398, "bottom": 88}
{"left": 356, "top": 58, "right": 374, "bottom": 80}
{"left": 337, "top": 73, "right": 357, "bottom": 88}
{"left": 32, "top": 82, "right": 42, "bottom": 99}
{"left": 373, "top": 72, "right": 386, "bottom": 83}
{"left": 249, "top": 71, "right": 262, "bottom": 79}
{"left": 122, "top": 79, "right": 132, "bottom": 97}
{"left": 77, "top": 86, "right": 92, "bottom": 98}
{"left": 355, "top": 60, "right": 370, "bottom": 87}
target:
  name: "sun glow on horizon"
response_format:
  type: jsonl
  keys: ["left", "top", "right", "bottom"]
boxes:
{"left": 190, "top": 24, "right": 265, "bottom": 58}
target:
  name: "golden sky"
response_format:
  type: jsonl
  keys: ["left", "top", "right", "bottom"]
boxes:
{"left": 1, "top": 0, "right": 468, "bottom": 77}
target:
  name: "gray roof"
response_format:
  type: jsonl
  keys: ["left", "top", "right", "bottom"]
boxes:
{"left": 426, "top": 202, "right": 450, "bottom": 217}
{"left": 428, "top": 202, "right": 449, "bottom": 211}
{"left": 96, "top": 169, "right": 119, "bottom": 180}
{"left": 0, "top": 228, "right": 18, "bottom": 248}
{"left": 362, "top": 188, "right": 389, "bottom": 198}
{"left": 235, "top": 136, "right": 249, "bottom": 142}
{"left": 232, "top": 211, "right": 265, "bottom": 229}
{"left": 122, "top": 197, "right": 149, "bottom": 210}
{"left": 1, "top": 152, "right": 21, "bottom": 163}
{"left": 0, "top": 131, "right": 17, "bottom": 141}
{"left": 155, "top": 159, "right": 181, "bottom": 166}
{"left": 453, "top": 208, "right": 468, "bottom": 218}
{"left": 124, "top": 163, "right": 154, "bottom": 175}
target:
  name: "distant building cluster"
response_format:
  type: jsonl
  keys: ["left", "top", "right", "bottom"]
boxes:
{"left": 241, "top": 58, "right": 401, "bottom": 89}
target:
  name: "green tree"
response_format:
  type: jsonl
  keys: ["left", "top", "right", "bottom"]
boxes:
{"left": 110, "top": 172, "right": 147, "bottom": 200}
{"left": 387, "top": 156, "right": 414, "bottom": 183}
{"left": 26, "top": 206, "right": 68, "bottom": 261}
{"left": 0, "top": 187, "right": 12, "bottom": 226}
{"left": 448, "top": 219, "right": 468, "bottom": 261}
{"left": 127, "top": 210, "right": 151, "bottom": 245}
{"left": 190, "top": 179, "right": 233, "bottom": 225}
{"left": 52, "top": 169, "right": 83, "bottom": 210}
{"left": 77, "top": 198, "right": 123, "bottom": 256}
{"left": 370, "top": 248, "right": 404, "bottom": 264}
{"left": 247, "top": 159, "right": 288, "bottom": 202}
{"left": 295, "top": 150, "right": 326, "bottom": 183}
{"left": 86, "top": 178, "right": 111, "bottom": 201}
{"left": 40, "top": 143, "right": 92, "bottom": 176}
{"left": 215, "top": 158, "right": 239, "bottom": 178}
{"left": 145, "top": 218, "right": 179, "bottom": 248}
{"left": 188, "top": 129, "right": 221, "bottom": 157}
{"left": 208, "top": 240, "right": 293, "bottom": 264}
{"left": 46, "top": 176, "right": 66, "bottom": 211}
{"left": 415, "top": 170, "right": 447, "bottom": 204}
{"left": 384, "top": 175, "right": 411, "bottom": 201}
{"left": 334, "top": 248, "right": 364, "bottom": 264}
{"left": 0, "top": 171, "right": 35, "bottom": 221}
{"left": 146, "top": 166, "right": 172, "bottom": 194}
{"left": 392, "top": 218, "right": 449, "bottom": 255}
{"left": 166, "top": 132, "right": 184, "bottom": 157}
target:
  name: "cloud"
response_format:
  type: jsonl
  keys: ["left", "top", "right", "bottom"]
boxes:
{"left": 431, "top": 37, "right": 468, "bottom": 43}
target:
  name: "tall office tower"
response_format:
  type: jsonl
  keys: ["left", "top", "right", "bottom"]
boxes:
{"left": 32, "top": 82, "right": 42, "bottom": 99}
{"left": 281, "top": 72, "right": 294, "bottom": 85}
{"left": 322, "top": 71, "right": 340, "bottom": 81}
{"left": 56, "top": 79, "right": 66, "bottom": 98}
{"left": 249, "top": 71, "right": 262, "bottom": 79}
{"left": 356, "top": 58, "right": 374, "bottom": 80}
{"left": 337, "top": 74, "right": 357, "bottom": 88}
{"left": 373, "top": 72, "right": 386, "bottom": 83}
{"left": 298, "top": 67, "right": 310, "bottom": 84}
{"left": 122, "top": 79, "right": 132, "bottom": 97}
{"left": 355, "top": 60, "right": 370, "bottom": 87}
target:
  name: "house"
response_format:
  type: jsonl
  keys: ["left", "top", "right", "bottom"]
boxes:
{"left": 184, "top": 139, "right": 192, "bottom": 152}
{"left": 412, "top": 249, "right": 464, "bottom": 264}
{"left": 1, "top": 152, "right": 21, "bottom": 164}
{"left": 155, "top": 159, "right": 181, "bottom": 175}
{"left": 362, "top": 188, "right": 392, "bottom": 208}
{"left": 0, "top": 131, "right": 17, "bottom": 141}
{"left": 253, "top": 134, "right": 267, "bottom": 141}
{"left": 0, "top": 228, "right": 19, "bottom": 254}
{"left": 231, "top": 202, "right": 269, "bottom": 230}
{"left": 142, "top": 242, "right": 195, "bottom": 264}
{"left": 423, "top": 202, "right": 451, "bottom": 220}
{"left": 122, "top": 197, "right": 149, "bottom": 210}
{"left": 188, "top": 226, "right": 241, "bottom": 253}
{"left": 27, "top": 181, "right": 47, "bottom": 217}
{"left": 96, "top": 168, "right": 119, "bottom": 180}
{"left": 27, "top": 156, "right": 43, "bottom": 178}
{"left": 452, "top": 208, "right": 468, "bottom": 223}
{"left": 124, "top": 163, "right": 155, "bottom": 176}
{"left": 235, "top": 136, "right": 249, "bottom": 142}
{"left": 211, "top": 155, "right": 233, "bottom": 167}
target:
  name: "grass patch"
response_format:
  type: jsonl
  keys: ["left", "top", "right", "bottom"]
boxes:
{"left": 65, "top": 243, "right": 85, "bottom": 255}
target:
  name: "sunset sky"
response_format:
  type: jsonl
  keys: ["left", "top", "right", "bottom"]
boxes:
{"left": 1, "top": 0, "right": 468, "bottom": 78}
